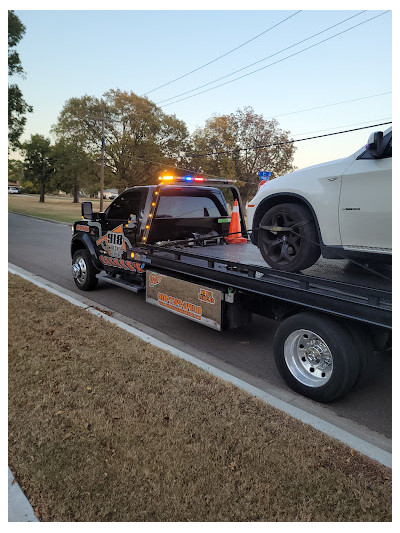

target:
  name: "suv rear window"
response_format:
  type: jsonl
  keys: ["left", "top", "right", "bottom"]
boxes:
{"left": 156, "top": 190, "right": 227, "bottom": 219}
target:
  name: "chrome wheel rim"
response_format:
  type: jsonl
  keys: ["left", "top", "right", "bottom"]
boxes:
{"left": 72, "top": 256, "right": 87, "bottom": 285}
{"left": 284, "top": 329, "right": 333, "bottom": 387}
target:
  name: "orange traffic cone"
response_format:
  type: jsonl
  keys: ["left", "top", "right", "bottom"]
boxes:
{"left": 226, "top": 200, "right": 247, "bottom": 244}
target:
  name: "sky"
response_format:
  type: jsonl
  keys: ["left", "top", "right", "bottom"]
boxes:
{"left": 8, "top": 2, "right": 392, "bottom": 171}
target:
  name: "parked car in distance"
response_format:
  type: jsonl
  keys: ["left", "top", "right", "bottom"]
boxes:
{"left": 8, "top": 186, "right": 21, "bottom": 194}
{"left": 247, "top": 127, "right": 392, "bottom": 272}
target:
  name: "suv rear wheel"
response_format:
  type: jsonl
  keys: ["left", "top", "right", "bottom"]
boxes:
{"left": 258, "top": 203, "right": 320, "bottom": 272}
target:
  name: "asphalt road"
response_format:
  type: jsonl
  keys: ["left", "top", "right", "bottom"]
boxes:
{"left": 8, "top": 213, "right": 392, "bottom": 439}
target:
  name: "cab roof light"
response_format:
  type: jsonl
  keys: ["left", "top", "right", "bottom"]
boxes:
{"left": 157, "top": 175, "right": 237, "bottom": 184}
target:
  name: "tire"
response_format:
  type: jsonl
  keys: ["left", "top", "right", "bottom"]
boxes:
{"left": 273, "top": 312, "right": 360, "bottom": 402}
{"left": 258, "top": 203, "right": 320, "bottom": 272}
{"left": 344, "top": 324, "right": 374, "bottom": 391}
{"left": 72, "top": 249, "right": 98, "bottom": 291}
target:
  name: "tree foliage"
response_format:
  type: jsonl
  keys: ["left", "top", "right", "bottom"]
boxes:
{"left": 53, "top": 90, "right": 190, "bottom": 192}
{"left": 8, "top": 158, "right": 24, "bottom": 184}
{"left": 8, "top": 10, "right": 33, "bottom": 150}
{"left": 191, "top": 107, "right": 296, "bottom": 202}
{"left": 23, "top": 135, "right": 54, "bottom": 202}
{"left": 52, "top": 139, "right": 96, "bottom": 202}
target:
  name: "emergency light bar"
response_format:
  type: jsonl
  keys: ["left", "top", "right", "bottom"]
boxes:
{"left": 158, "top": 175, "right": 236, "bottom": 184}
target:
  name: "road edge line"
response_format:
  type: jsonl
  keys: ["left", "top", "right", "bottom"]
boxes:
{"left": 8, "top": 263, "right": 392, "bottom": 469}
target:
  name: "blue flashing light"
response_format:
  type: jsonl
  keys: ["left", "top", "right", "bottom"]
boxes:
{"left": 184, "top": 176, "right": 193, "bottom": 181}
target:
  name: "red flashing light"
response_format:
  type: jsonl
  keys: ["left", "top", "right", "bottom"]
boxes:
{"left": 194, "top": 177, "right": 204, "bottom": 181}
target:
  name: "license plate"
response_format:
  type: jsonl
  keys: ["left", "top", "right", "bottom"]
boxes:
{"left": 146, "top": 271, "right": 222, "bottom": 330}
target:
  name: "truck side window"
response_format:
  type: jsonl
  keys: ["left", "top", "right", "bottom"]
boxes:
{"left": 106, "top": 190, "right": 145, "bottom": 221}
{"left": 156, "top": 195, "right": 225, "bottom": 218}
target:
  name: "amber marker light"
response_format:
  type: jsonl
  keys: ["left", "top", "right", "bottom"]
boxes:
{"left": 142, "top": 237, "right": 147, "bottom": 241}
{"left": 152, "top": 202, "right": 156, "bottom": 206}
{"left": 130, "top": 252, "right": 135, "bottom": 258}
{"left": 149, "top": 214, "right": 153, "bottom": 218}
{"left": 146, "top": 225, "right": 150, "bottom": 229}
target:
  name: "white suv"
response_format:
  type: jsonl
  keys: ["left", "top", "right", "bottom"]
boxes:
{"left": 247, "top": 127, "right": 392, "bottom": 272}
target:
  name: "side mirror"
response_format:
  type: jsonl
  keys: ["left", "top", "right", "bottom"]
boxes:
{"left": 81, "top": 201, "right": 93, "bottom": 220}
{"left": 366, "top": 131, "right": 384, "bottom": 158}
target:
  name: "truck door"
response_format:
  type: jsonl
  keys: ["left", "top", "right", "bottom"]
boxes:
{"left": 339, "top": 133, "right": 392, "bottom": 251}
{"left": 102, "top": 189, "right": 147, "bottom": 251}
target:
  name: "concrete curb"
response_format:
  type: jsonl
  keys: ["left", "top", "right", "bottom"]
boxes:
{"left": 8, "top": 263, "right": 392, "bottom": 469}
{"left": 8, "top": 468, "right": 39, "bottom": 522}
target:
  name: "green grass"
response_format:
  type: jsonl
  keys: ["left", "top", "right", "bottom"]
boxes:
{"left": 8, "top": 194, "right": 112, "bottom": 224}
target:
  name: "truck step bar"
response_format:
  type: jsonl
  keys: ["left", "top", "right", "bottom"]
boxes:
{"left": 98, "top": 272, "right": 145, "bottom": 293}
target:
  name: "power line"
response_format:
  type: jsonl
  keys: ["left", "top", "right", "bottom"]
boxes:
{"left": 141, "top": 11, "right": 302, "bottom": 96}
{"left": 191, "top": 121, "right": 392, "bottom": 158}
{"left": 289, "top": 117, "right": 392, "bottom": 138}
{"left": 156, "top": 10, "right": 366, "bottom": 106}
{"left": 265, "top": 92, "right": 392, "bottom": 120}
{"left": 159, "top": 11, "right": 390, "bottom": 108}
{"left": 117, "top": 121, "right": 391, "bottom": 176}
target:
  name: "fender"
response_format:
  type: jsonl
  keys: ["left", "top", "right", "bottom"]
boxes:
{"left": 71, "top": 232, "right": 102, "bottom": 271}
{"left": 251, "top": 192, "right": 323, "bottom": 247}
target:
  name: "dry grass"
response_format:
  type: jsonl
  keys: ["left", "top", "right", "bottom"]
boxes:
{"left": 8, "top": 275, "right": 392, "bottom": 522}
{"left": 8, "top": 195, "right": 112, "bottom": 224}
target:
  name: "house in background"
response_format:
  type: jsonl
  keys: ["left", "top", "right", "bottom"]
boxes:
{"left": 98, "top": 188, "right": 119, "bottom": 199}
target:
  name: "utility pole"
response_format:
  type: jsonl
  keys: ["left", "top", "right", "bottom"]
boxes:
{"left": 88, "top": 101, "right": 110, "bottom": 211}
{"left": 100, "top": 101, "right": 105, "bottom": 211}
{"left": 87, "top": 104, "right": 138, "bottom": 208}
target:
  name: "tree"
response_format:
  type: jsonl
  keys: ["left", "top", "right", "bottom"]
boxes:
{"left": 53, "top": 89, "right": 190, "bottom": 192}
{"left": 8, "top": 10, "right": 33, "bottom": 150}
{"left": 52, "top": 139, "right": 96, "bottom": 202}
{"left": 8, "top": 158, "right": 24, "bottom": 184}
{"left": 191, "top": 107, "right": 296, "bottom": 203}
{"left": 23, "top": 135, "right": 54, "bottom": 202}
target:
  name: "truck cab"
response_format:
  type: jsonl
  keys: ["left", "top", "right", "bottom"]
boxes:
{"left": 71, "top": 176, "right": 240, "bottom": 290}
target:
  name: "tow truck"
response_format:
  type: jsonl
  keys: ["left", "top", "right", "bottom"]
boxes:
{"left": 71, "top": 174, "right": 391, "bottom": 403}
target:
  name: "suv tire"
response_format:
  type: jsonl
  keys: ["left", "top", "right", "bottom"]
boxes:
{"left": 258, "top": 203, "right": 320, "bottom": 272}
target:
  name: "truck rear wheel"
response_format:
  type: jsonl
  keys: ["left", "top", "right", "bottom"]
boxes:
{"left": 72, "top": 249, "right": 98, "bottom": 291}
{"left": 273, "top": 312, "right": 359, "bottom": 402}
{"left": 258, "top": 203, "right": 320, "bottom": 272}
{"left": 345, "top": 324, "right": 374, "bottom": 390}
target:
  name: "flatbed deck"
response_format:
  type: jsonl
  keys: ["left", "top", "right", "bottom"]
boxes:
{"left": 133, "top": 242, "right": 391, "bottom": 329}
{"left": 179, "top": 243, "right": 392, "bottom": 292}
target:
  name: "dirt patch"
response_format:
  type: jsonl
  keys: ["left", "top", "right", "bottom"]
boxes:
{"left": 8, "top": 274, "right": 392, "bottom": 521}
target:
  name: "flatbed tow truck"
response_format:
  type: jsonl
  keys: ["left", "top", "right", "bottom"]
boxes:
{"left": 71, "top": 175, "right": 391, "bottom": 403}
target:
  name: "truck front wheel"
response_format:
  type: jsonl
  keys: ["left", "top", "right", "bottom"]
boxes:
{"left": 72, "top": 249, "right": 98, "bottom": 291}
{"left": 273, "top": 312, "right": 360, "bottom": 402}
